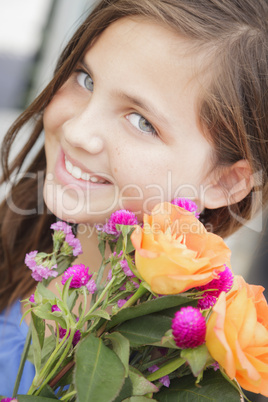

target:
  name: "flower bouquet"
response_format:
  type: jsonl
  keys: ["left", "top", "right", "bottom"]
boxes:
{"left": 2, "top": 199, "right": 268, "bottom": 401}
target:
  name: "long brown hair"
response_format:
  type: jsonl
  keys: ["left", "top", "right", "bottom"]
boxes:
{"left": 1, "top": 0, "right": 268, "bottom": 310}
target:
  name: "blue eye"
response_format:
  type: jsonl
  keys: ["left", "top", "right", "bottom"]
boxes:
{"left": 127, "top": 113, "right": 156, "bottom": 135}
{"left": 76, "top": 71, "right": 94, "bottom": 92}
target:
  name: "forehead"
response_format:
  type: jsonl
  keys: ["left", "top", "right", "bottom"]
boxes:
{"left": 90, "top": 16, "right": 197, "bottom": 75}
{"left": 81, "top": 17, "right": 208, "bottom": 142}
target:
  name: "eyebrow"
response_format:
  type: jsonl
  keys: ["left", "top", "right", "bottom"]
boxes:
{"left": 80, "top": 59, "right": 169, "bottom": 126}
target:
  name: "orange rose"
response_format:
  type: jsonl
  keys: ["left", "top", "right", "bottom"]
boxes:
{"left": 130, "top": 202, "right": 231, "bottom": 294}
{"left": 206, "top": 276, "right": 268, "bottom": 396}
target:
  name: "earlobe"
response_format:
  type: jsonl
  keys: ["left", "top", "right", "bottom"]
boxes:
{"left": 202, "top": 160, "right": 254, "bottom": 209}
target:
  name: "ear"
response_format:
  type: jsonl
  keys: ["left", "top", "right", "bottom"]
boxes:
{"left": 202, "top": 160, "right": 254, "bottom": 209}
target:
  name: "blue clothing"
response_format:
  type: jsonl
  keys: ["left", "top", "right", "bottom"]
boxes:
{"left": 0, "top": 300, "right": 35, "bottom": 397}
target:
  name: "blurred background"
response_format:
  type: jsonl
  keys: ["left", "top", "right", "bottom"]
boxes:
{"left": 0, "top": 6, "right": 267, "bottom": 399}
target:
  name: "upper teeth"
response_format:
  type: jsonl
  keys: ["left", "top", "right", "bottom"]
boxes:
{"left": 65, "top": 157, "right": 106, "bottom": 183}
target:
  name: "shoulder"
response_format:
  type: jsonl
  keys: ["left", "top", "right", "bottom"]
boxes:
{"left": 0, "top": 300, "right": 35, "bottom": 396}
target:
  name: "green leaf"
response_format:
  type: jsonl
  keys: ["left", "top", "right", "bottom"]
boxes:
{"left": 66, "top": 289, "right": 79, "bottom": 313}
{"left": 119, "top": 224, "right": 135, "bottom": 238}
{"left": 181, "top": 344, "right": 209, "bottom": 377}
{"left": 17, "top": 396, "right": 58, "bottom": 401}
{"left": 152, "top": 329, "right": 179, "bottom": 349}
{"left": 38, "top": 385, "right": 58, "bottom": 398}
{"left": 98, "top": 239, "right": 106, "bottom": 258}
{"left": 146, "top": 356, "right": 186, "bottom": 382}
{"left": 31, "top": 312, "right": 45, "bottom": 374}
{"left": 74, "top": 334, "right": 125, "bottom": 402}
{"left": 107, "top": 295, "right": 191, "bottom": 330}
{"left": 122, "top": 398, "right": 158, "bottom": 402}
{"left": 62, "top": 276, "right": 73, "bottom": 306}
{"left": 116, "top": 314, "right": 172, "bottom": 346}
{"left": 33, "top": 303, "right": 66, "bottom": 328}
{"left": 105, "top": 332, "right": 130, "bottom": 376}
{"left": 36, "top": 282, "right": 58, "bottom": 301}
{"left": 12, "top": 324, "right": 32, "bottom": 398}
{"left": 115, "top": 233, "right": 124, "bottom": 254}
{"left": 113, "top": 377, "right": 133, "bottom": 402}
{"left": 27, "top": 335, "right": 56, "bottom": 367}
{"left": 155, "top": 369, "right": 242, "bottom": 401}
{"left": 129, "top": 366, "right": 159, "bottom": 395}
{"left": 84, "top": 308, "right": 111, "bottom": 322}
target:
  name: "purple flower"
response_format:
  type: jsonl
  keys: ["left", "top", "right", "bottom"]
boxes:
{"left": 211, "top": 361, "right": 220, "bottom": 371}
{"left": 107, "top": 269, "right": 113, "bottom": 281}
{"left": 61, "top": 264, "right": 92, "bottom": 288}
{"left": 50, "top": 221, "right": 72, "bottom": 234}
{"left": 120, "top": 259, "right": 134, "bottom": 277}
{"left": 99, "top": 209, "right": 138, "bottom": 236}
{"left": 24, "top": 250, "right": 38, "bottom": 269}
{"left": 171, "top": 197, "right": 199, "bottom": 218}
{"left": 130, "top": 279, "right": 140, "bottom": 289}
{"left": 86, "top": 278, "right": 97, "bottom": 294}
{"left": 51, "top": 305, "right": 61, "bottom": 312}
{"left": 65, "top": 233, "right": 83, "bottom": 256}
{"left": 30, "top": 265, "right": 58, "bottom": 282}
{"left": 196, "top": 265, "right": 234, "bottom": 309}
{"left": 1, "top": 399, "right": 18, "bottom": 402}
{"left": 117, "top": 295, "right": 132, "bottom": 308}
{"left": 29, "top": 294, "right": 35, "bottom": 303}
{"left": 148, "top": 365, "right": 170, "bottom": 387}
{"left": 59, "top": 326, "right": 81, "bottom": 346}
{"left": 117, "top": 299, "right": 127, "bottom": 308}
{"left": 172, "top": 306, "right": 206, "bottom": 349}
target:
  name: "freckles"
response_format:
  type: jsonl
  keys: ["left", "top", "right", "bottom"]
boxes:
{"left": 114, "top": 167, "right": 118, "bottom": 173}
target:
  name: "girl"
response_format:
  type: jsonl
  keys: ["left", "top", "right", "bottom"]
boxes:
{"left": 0, "top": 0, "right": 267, "bottom": 397}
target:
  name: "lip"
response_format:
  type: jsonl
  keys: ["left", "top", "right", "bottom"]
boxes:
{"left": 54, "top": 148, "right": 113, "bottom": 189}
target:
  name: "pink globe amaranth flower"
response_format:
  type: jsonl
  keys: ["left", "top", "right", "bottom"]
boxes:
{"left": 24, "top": 250, "right": 38, "bottom": 269}
{"left": 148, "top": 365, "right": 170, "bottom": 388}
{"left": 120, "top": 259, "right": 134, "bottom": 277}
{"left": 101, "top": 209, "right": 138, "bottom": 236}
{"left": 171, "top": 197, "right": 200, "bottom": 218}
{"left": 50, "top": 221, "right": 72, "bottom": 234}
{"left": 31, "top": 265, "right": 58, "bottom": 282}
{"left": 61, "top": 264, "right": 92, "bottom": 288}
{"left": 65, "top": 233, "right": 83, "bottom": 256}
{"left": 1, "top": 399, "right": 18, "bottom": 402}
{"left": 196, "top": 265, "right": 234, "bottom": 309}
{"left": 197, "top": 293, "right": 217, "bottom": 310}
{"left": 86, "top": 278, "right": 97, "bottom": 294}
{"left": 172, "top": 306, "right": 206, "bottom": 349}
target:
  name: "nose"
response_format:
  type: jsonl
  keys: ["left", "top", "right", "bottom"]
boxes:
{"left": 63, "top": 102, "right": 106, "bottom": 155}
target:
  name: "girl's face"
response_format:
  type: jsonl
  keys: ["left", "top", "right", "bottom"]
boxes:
{"left": 43, "top": 17, "right": 214, "bottom": 224}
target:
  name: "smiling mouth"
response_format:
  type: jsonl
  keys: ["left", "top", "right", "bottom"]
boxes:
{"left": 64, "top": 156, "right": 111, "bottom": 184}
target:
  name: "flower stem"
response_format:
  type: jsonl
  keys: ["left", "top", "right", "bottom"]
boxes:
{"left": 60, "top": 390, "right": 77, "bottom": 401}
{"left": 76, "top": 286, "right": 88, "bottom": 329}
{"left": 13, "top": 323, "right": 32, "bottom": 397}
{"left": 35, "top": 328, "right": 76, "bottom": 396}
{"left": 85, "top": 276, "right": 116, "bottom": 320}
{"left": 120, "top": 284, "right": 148, "bottom": 309}
{"left": 27, "top": 323, "right": 70, "bottom": 394}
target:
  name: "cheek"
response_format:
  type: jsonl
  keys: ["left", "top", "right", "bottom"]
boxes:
{"left": 43, "top": 100, "right": 64, "bottom": 134}
{"left": 43, "top": 86, "right": 74, "bottom": 133}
